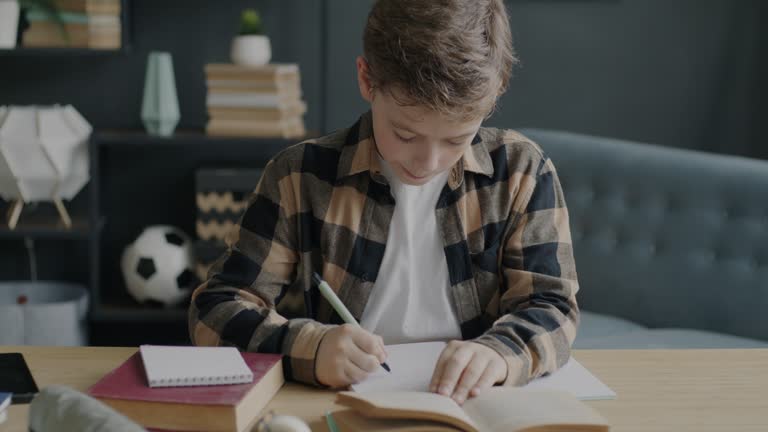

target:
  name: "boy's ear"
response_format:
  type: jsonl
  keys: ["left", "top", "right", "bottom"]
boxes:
{"left": 356, "top": 56, "right": 374, "bottom": 103}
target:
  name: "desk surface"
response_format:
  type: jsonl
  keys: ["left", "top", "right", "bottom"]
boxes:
{"left": 2, "top": 346, "right": 768, "bottom": 432}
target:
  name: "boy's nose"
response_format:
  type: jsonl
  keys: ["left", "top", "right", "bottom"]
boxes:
{"left": 413, "top": 145, "right": 439, "bottom": 173}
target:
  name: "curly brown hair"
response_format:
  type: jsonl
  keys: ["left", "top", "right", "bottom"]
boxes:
{"left": 363, "top": 0, "right": 518, "bottom": 121}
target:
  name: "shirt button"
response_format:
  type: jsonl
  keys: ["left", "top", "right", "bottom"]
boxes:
{"left": 361, "top": 273, "right": 370, "bottom": 282}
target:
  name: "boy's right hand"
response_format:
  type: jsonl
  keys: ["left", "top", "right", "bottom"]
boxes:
{"left": 315, "top": 324, "right": 387, "bottom": 388}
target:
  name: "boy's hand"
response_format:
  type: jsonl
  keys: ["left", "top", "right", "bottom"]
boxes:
{"left": 429, "top": 340, "right": 508, "bottom": 405}
{"left": 315, "top": 324, "right": 387, "bottom": 388}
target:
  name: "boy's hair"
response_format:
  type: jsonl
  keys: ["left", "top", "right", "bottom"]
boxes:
{"left": 363, "top": 0, "right": 517, "bottom": 121}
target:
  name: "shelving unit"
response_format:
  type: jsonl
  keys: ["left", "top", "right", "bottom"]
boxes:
{"left": 0, "top": 0, "right": 327, "bottom": 346}
{"left": 87, "top": 130, "right": 298, "bottom": 345}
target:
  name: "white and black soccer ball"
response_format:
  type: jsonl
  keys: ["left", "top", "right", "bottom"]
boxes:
{"left": 120, "top": 225, "right": 197, "bottom": 306}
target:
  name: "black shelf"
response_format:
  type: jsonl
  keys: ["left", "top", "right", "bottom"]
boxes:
{"left": 0, "top": 48, "right": 125, "bottom": 56}
{"left": 92, "top": 304, "right": 187, "bottom": 322}
{"left": 0, "top": 213, "right": 104, "bottom": 240}
{"left": 95, "top": 130, "right": 312, "bottom": 148}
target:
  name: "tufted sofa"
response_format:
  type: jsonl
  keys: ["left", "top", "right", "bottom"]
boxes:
{"left": 521, "top": 129, "right": 768, "bottom": 349}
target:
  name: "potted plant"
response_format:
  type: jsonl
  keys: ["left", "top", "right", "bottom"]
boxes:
{"left": 0, "top": 0, "right": 66, "bottom": 48}
{"left": 230, "top": 8, "right": 271, "bottom": 66}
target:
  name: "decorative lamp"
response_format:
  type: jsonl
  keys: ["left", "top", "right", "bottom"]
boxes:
{"left": 0, "top": 105, "right": 92, "bottom": 229}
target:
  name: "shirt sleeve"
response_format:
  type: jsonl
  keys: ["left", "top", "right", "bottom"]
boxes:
{"left": 472, "top": 157, "right": 580, "bottom": 385}
{"left": 187, "top": 153, "right": 335, "bottom": 386}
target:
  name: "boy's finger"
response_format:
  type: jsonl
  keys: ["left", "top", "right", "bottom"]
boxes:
{"left": 469, "top": 366, "right": 498, "bottom": 398}
{"left": 451, "top": 357, "right": 488, "bottom": 404}
{"left": 345, "top": 357, "right": 371, "bottom": 384}
{"left": 434, "top": 346, "right": 474, "bottom": 397}
{"left": 429, "top": 343, "right": 459, "bottom": 393}
{"left": 377, "top": 336, "right": 387, "bottom": 358}
{"left": 348, "top": 344, "right": 381, "bottom": 373}
{"left": 350, "top": 327, "right": 383, "bottom": 356}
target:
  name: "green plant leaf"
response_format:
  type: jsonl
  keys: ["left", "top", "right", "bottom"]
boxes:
{"left": 238, "top": 8, "right": 263, "bottom": 35}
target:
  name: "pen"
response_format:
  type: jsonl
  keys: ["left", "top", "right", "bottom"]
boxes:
{"left": 312, "top": 272, "right": 391, "bottom": 373}
{"left": 325, "top": 410, "right": 340, "bottom": 432}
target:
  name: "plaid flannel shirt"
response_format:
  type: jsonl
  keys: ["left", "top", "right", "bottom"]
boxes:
{"left": 189, "top": 111, "right": 580, "bottom": 386}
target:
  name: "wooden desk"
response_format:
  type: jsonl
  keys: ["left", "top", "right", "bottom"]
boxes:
{"left": 2, "top": 346, "right": 767, "bottom": 431}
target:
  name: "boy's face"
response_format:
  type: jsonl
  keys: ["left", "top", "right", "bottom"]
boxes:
{"left": 356, "top": 57, "right": 483, "bottom": 186}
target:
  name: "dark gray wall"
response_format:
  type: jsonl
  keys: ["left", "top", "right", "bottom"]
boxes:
{"left": 325, "top": 0, "right": 767, "bottom": 159}
{"left": 0, "top": 0, "right": 765, "bottom": 150}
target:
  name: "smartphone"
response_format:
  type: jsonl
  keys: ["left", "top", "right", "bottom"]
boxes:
{"left": 0, "top": 353, "right": 39, "bottom": 404}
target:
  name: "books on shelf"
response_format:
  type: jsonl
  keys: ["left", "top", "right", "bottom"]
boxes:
{"left": 22, "top": 2, "right": 121, "bottom": 49}
{"left": 207, "top": 103, "right": 306, "bottom": 121}
{"left": 205, "top": 63, "right": 307, "bottom": 138}
{"left": 207, "top": 117, "right": 306, "bottom": 139}
{"left": 88, "top": 347, "right": 284, "bottom": 432}
{"left": 53, "top": 0, "right": 122, "bottom": 15}
{"left": 205, "top": 63, "right": 300, "bottom": 81}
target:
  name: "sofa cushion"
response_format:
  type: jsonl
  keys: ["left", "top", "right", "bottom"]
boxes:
{"left": 575, "top": 311, "right": 768, "bottom": 349}
{"left": 520, "top": 128, "right": 768, "bottom": 343}
{"left": 575, "top": 310, "right": 646, "bottom": 340}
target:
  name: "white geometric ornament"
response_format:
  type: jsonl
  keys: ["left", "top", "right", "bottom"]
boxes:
{"left": 0, "top": 105, "right": 92, "bottom": 229}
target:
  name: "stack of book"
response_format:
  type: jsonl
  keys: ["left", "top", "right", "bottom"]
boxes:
{"left": 88, "top": 346, "right": 285, "bottom": 432}
{"left": 23, "top": 0, "right": 121, "bottom": 49}
{"left": 204, "top": 63, "right": 306, "bottom": 138}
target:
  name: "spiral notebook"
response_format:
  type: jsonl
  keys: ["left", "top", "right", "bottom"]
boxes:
{"left": 139, "top": 345, "right": 254, "bottom": 388}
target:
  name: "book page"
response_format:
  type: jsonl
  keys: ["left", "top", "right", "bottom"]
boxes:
{"left": 352, "top": 341, "right": 446, "bottom": 393}
{"left": 524, "top": 358, "right": 616, "bottom": 400}
{"left": 463, "top": 388, "right": 609, "bottom": 432}
{"left": 338, "top": 391, "right": 477, "bottom": 432}
{"left": 352, "top": 342, "right": 615, "bottom": 400}
{"left": 331, "top": 409, "right": 461, "bottom": 432}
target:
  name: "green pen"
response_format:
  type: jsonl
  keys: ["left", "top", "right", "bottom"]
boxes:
{"left": 312, "top": 272, "right": 391, "bottom": 372}
{"left": 325, "top": 410, "right": 340, "bottom": 432}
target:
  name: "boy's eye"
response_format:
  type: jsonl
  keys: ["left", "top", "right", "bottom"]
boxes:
{"left": 394, "top": 132, "right": 415, "bottom": 143}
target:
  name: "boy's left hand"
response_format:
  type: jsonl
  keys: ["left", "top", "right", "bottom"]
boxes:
{"left": 429, "top": 340, "right": 507, "bottom": 405}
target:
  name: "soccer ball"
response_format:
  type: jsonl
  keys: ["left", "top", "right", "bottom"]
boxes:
{"left": 121, "top": 225, "right": 197, "bottom": 306}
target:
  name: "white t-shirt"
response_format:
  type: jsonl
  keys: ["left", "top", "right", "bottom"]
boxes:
{"left": 359, "top": 159, "right": 463, "bottom": 344}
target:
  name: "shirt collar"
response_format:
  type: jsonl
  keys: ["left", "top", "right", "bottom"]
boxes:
{"left": 337, "top": 111, "right": 495, "bottom": 188}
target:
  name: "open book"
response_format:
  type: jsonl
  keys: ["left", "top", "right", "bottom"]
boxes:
{"left": 335, "top": 388, "right": 610, "bottom": 432}
{"left": 352, "top": 342, "right": 615, "bottom": 400}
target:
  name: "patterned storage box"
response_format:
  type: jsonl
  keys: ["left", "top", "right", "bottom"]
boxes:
{"left": 194, "top": 168, "right": 263, "bottom": 280}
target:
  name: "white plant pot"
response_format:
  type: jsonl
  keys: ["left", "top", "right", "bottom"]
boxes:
{"left": 230, "top": 35, "right": 271, "bottom": 66}
{"left": 0, "top": 0, "right": 20, "bottom": 49}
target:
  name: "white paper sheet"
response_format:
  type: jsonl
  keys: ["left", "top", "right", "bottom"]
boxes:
{"left": 352, "top": 341, "right": 616, "bottom": 400}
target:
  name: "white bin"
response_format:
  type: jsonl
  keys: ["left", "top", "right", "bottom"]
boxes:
{"left": 0, "top": 281, "right": 89, "bottom": 346}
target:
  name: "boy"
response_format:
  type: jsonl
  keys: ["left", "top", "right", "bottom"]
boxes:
{"left": 189, "top": 0, "right": 579, "bottom": 405}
